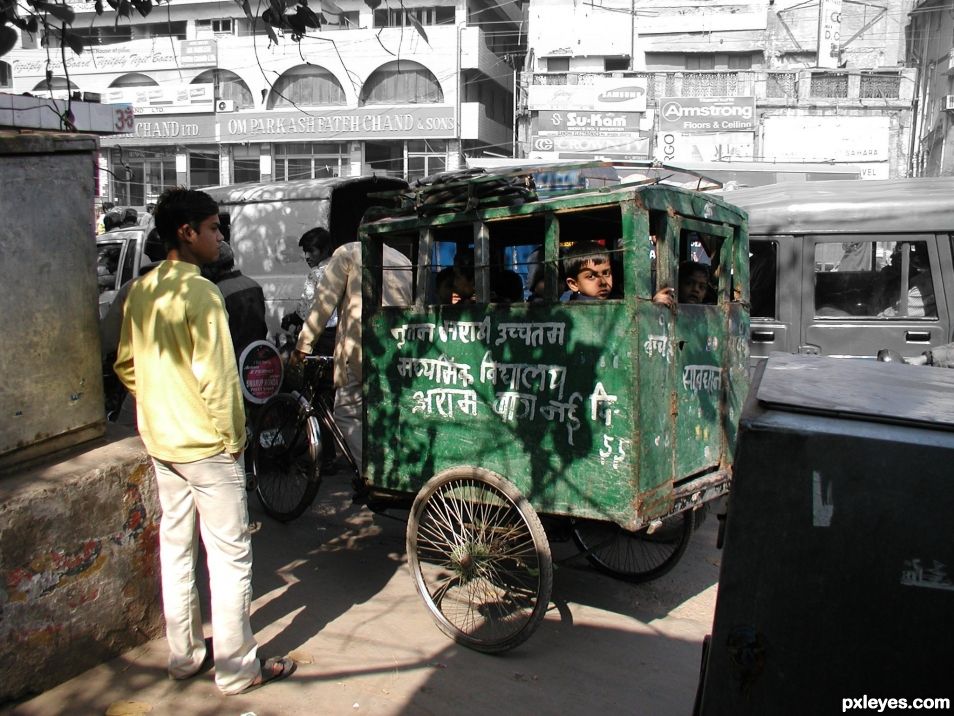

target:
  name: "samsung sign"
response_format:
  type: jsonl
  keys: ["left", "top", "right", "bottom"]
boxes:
{"left": 658, "top": 97, "right": 756, "bottom": 132}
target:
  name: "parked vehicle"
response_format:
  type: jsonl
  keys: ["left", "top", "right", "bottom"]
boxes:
{"left": 205, "top": 175, "right": 407, "bottom": 334}
{"left": 723, "top": 176, "right": 954, "bottom": 362}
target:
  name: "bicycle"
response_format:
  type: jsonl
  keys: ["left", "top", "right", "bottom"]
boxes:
{"left": 247, "top": 354, "right": 359, "bottom": 522}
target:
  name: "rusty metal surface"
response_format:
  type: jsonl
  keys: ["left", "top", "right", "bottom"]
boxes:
{"left": 362, "top": 181, "right": 750, "bottom": 530}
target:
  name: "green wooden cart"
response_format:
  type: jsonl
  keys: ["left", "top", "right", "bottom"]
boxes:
{"left": 358, "top": 172, "right": 750, "bottom": 652}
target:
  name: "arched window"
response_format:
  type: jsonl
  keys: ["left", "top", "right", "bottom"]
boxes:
{"left": 31, "top": 76, "right": 78, "bottom": 91}
{"left": 191, "top": 69, "right": 254, "bottom": 110}
{"left": 359, "top": 61, "right": 443, "bottom": 105}
{"left": 0, "top": 61, "right": 12, "bottom": 89}
{"left": 267, "top": 65, "right": 346, "bottom": 109}
{"left": 109, "top": 73, "right": 158, "bottom": 88}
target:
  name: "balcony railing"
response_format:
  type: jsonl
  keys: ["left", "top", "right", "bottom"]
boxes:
{"left": 527, "top": 69, "right": 912, "bottom": 104}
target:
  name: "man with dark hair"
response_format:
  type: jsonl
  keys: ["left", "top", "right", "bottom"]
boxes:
{"left": 114, "top": 187, "right": 293, "bottom": 696}
{"left": 201, "top": 241, "right": 268, "bottom": 361}
{"left": 281, "top": 226, "right": 337, "bottom": 353}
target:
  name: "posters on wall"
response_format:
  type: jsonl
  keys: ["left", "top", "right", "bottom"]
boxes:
{"left": 654, "top": 131, "right": 755, "bottom": 163}
{"left": 762, "top": 115, "right": 890, "bottom": 178}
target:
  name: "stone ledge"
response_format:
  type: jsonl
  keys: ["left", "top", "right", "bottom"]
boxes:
{"left": 0, "top": 425, "right": 163, "bottom": 705}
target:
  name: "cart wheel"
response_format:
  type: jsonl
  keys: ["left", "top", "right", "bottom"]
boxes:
{"left": 572, "top": 511, "right": 693, "bottom": 583}
{"left": 249, "top": 393, "right": 321, "bottom": 523}
{"left": 407, "top": 467, "right": 552, "bottom": 653}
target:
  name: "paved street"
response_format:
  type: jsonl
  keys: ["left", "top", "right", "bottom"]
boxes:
{"left": 7, "top": 472, "right": 722, "bottom": 716}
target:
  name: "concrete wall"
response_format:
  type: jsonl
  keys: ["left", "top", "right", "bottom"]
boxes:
{"left": 0, "top": 430, "right": 162, "bottom": 705}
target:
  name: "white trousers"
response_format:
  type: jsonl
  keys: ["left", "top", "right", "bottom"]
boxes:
{"left": 152, "top": 452, "right": 260, "bottom": 695}
{"left": 334, "top": 368, "right": 363, "bottom": 474}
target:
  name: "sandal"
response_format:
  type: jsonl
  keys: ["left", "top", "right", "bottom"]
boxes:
{"left": 239, "top": 656, "right": 296, "bottom": 694}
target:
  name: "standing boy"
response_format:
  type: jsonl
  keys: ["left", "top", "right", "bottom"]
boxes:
{"left": 114, "top": 188, "right": 293, "bottom": 696}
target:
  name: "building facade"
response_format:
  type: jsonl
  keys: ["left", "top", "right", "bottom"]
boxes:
{"left": 1, "top": 0, "right": 523, "bottom": 204}
{"left": 906, "top": 0, "right": 954, "bottom": 176}
{"left": 520, "top": 0, "right": 916, "bottom": 180}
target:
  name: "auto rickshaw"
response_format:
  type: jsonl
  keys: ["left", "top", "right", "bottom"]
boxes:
{"left": 347, "top": 167, "right": 751, "bottom": 652}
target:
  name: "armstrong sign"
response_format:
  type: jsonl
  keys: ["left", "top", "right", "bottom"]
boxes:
{"left": 658, "top": 96, "right": 756, "bottom": 132}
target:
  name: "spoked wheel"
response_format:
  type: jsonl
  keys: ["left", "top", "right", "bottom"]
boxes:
{"left": 407, "top": 467, "right": 553, "bottom": 653}
{"left": 572, "top": 511, "right": 693, "bottom": 583}
{"left": 249, "top": 393, "right": 322, "bottom": 523}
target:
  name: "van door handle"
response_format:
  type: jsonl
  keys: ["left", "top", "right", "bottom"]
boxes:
{"left": 751, "top": 330, "right": 775, "bottom": 343}
{"left": 905, "top": 331, "right": 931, "bottom": 342}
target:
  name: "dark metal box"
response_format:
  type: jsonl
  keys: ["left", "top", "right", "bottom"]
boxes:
{"left": 697, "top": 353, "right": 954, "bottom": 714}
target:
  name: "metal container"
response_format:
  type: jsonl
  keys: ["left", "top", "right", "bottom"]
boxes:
{"left": 0, "top": 133, "right": 105, "bottom": 470}
{"left": 697, "top": 353, "right": 954, "bottom": 714}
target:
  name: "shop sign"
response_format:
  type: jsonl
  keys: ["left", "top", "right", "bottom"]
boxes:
{"left": 654, "top": 131, "right": 755, "bottom": 163}
{"left": 220, "top": 106, "right": 457, "bottom": 141}
{"left": 527, "top": 77, "right": 648, "bottom": 112}
{"left": 531, "top": 133, "right": 649, "bottom": 155}
{"left": 8, "top": 39, "right": 183, "bottom": 76}
{"left": 180, "top": 39, "right": 218, "bottom": 68}
{"left": 658, "top": 97, "right": 757, "bottom": 132}
{"left": 762, "top": 115, "right": 888, "bottom": 163}
{"left": 536, "top": 110, "right": 641, "bottom": 136}
{"left": 100, "top": 114, "right": 218, "bottom": 146}
{"left": 102, "top": 84, "right": 214, "bottom": 115}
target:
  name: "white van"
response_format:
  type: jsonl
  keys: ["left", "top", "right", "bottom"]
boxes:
{"left": 203, "top": 176, "right": 407, "bottom": 334}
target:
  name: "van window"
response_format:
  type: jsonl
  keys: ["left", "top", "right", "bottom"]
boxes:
{"left": 749, "top": 241, "right": 777, "bottom": 318}
{"left": 813, "top": 239, "right": 937, "bottom": 318}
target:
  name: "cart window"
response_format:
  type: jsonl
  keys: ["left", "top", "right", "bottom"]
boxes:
{"left": 370, "top": 231, "right": 416, "bottom": 308}
{"left": 814, "top": 239, "right": 937, "bottom": 318}
{"left": 556, "top": 206, "right": 624, "bottom": 302}
{"left": 677, "top": 228, "right": 723, "bottom": 305}
{"left": 430, "top": 224, "right": 475, "bottom": 304}
{"left": 487, "top": 214, "right": 546, "bottom": 304}
{"left": 749, "top": 241, "right": 778, "bottom": 318}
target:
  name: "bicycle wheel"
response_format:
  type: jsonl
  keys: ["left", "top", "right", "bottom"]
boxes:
{"left": 572, "top": 511, "right": 693, "bottom": 584}
{"left": 406, "top": 467, "right": 552, "bottom": 654}
{"left": 249, "top": 393, "right": 321, "bottom": 523}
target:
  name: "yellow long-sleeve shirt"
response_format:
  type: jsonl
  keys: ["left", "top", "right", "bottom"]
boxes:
{"left": 114, "top": 260, "right": 247, "bottom": 463}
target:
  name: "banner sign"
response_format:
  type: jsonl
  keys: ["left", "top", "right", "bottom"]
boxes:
{"left": 179, "top": 39, "right": 218, "bottom": 68}
{"left": 102, "top": 84, "right": 214, "bottom": 115}
{"left": 531, "top": 134, "right": 650, "bottom": 155}
{"left": 536, "top": 110, "right": 641, "bottom": 135}
{"left": 527, "top": 78, "right": 648, "bottom": 112}
{"left": 658, "top": 97, "right": 757, "bottom": 132}
{"left": 655, "top": 131, "right": 755, "bottom": 163}
{"left": 100, "top": 114, "right": 218, "bottom": 146}
{"left": 221, "top": 106, "right": 457, "bottom": 141}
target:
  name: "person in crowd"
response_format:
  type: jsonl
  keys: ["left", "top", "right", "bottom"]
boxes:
{"left": 201, "top": 241, "right": 267, "bottom": 362}
{"left": 288, "top": 240, "right": 412, "bottom": 473}
{"left": 436, "top": 247, "right": 476, "bottom": 304}
{"left": 114, "top": 187, "right": 294, "bottom": 696}
{"left": 561, "top": 241, "right": 614, "bottom": 301}
{"left": 877, "top": 243, "right": 937, "bottom": 318}
{"left": 281, "top": 227, "right": 337, "bottom": 354}
{"left": 653, "top": 261, "right": 712, "bottom": 306}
